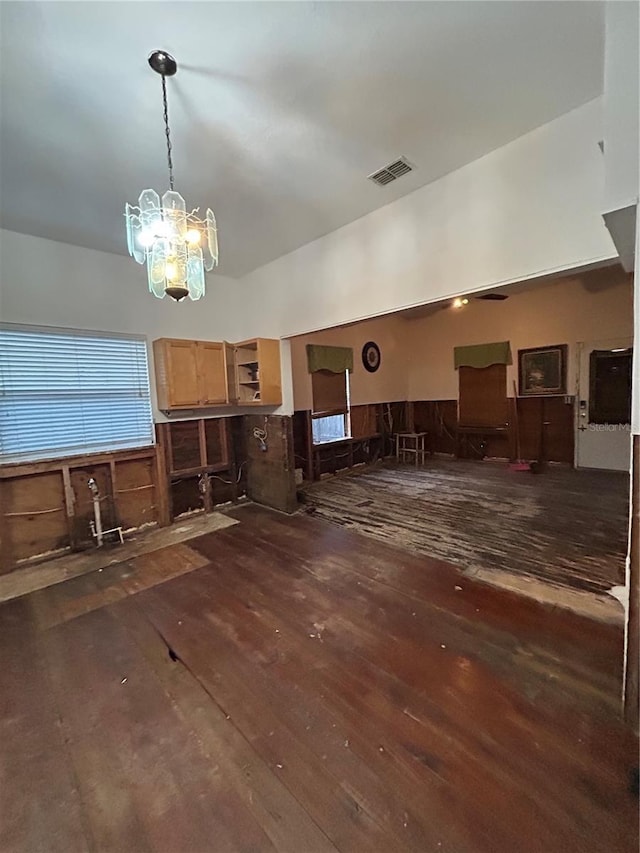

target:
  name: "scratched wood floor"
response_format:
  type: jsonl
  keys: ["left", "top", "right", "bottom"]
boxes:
{"left": 300, "top": 459, "right": 628, "bottom": 597}
{"left": 1, "top": 504, "right": 637, "bottom": 853}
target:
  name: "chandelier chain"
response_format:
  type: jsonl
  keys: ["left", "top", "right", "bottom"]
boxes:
{"left": 161, "top": 73, "right": 174, "bottom": 191}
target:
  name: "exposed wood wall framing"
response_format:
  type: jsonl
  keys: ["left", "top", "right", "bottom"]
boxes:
{"left": 625, "top": 434, "right": 639, "bottom": 733}
{"left": 155, "top": 417, "right": 247, "bottom": 522}
{"left": 0, "top": 447, "right": 160, "bottom": 574}
{"left": 293, "top": 402, "right": 412, "bottom": 482}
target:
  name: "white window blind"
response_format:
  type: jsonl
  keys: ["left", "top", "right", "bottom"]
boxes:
{"left": 0, "top": 324, "right": 154, "bottom": 464}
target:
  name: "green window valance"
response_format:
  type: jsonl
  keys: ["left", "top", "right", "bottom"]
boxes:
{"left": 454, "top": 341, "right": 512, "bottom": 370}
{"left": 306, "top": 344, "right": 353, "bottom": 374}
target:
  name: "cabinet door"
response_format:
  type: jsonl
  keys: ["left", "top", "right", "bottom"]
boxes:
{"left": 197, "top": 342, "right": 228, "bottom": 405}
{"left": 224, "top": 342, "right": 238, "bottom": 404}
{"left": 165, "top": 340, "right": 200, "bottom": 407}
{"left": 256, "top": 338, "right": 283, "bottom": 405}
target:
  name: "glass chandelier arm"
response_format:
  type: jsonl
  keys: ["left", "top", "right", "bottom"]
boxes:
{"left": 187, "top": 246, "right": 205, "bottom": 300}
{"left": 125, "top": 204, "right": 145, "bottom": 264}
{"left": 203, "top": 209, "right": 219, "bottom": 270}
{"left": 148, "top": 242, "right": 168, "bottom": 298}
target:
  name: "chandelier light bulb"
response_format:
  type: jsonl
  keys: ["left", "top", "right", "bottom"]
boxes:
{"left": 138, "top": 229, "right": 156, "bottom": 248}
{"left": 124, "top": 50, "right": 218, "bottom": 301}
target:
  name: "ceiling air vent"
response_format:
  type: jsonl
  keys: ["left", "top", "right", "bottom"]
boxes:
{"left": 368, "top": 157, "right": 414, "bottom": 187}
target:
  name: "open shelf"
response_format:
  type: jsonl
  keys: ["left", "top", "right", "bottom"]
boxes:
{"left": 233, "top": 338, "right": 281, "bottom": 406}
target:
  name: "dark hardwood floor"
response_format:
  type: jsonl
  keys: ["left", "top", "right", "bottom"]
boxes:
{"left": 1, "top": 505, "right": 637, "bottom": 852}
{"left": 300, "top": 459, "right": 628, "bottom": 600}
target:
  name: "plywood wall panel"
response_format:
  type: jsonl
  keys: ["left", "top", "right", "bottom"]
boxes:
{"left": 2, "top": 473, "right": 68, "bottom": 566}
{"left": 114, "top": 459, "right": 157, "bottom": 530}
{"left": 351, "top": 405, "right": 378, "bottom": 439}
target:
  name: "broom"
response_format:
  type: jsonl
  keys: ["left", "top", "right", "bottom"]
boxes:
{"left": 509, "top": 381, "right": 531, "bottom": 471}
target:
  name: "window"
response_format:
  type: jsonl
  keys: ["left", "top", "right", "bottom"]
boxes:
{"left": 0, "top": 325, "right": 154, "bottom": 463}
{"left": 589, "top": 348, "right": 632, "bottom": 424}
{"left": 311, "top": 369, "right": 351, "bottom": 444}
{"left": 312, "top": 413, "right": 348, "bottom": 444}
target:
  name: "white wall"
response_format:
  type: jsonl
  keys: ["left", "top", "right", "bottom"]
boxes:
{"left": 0, "top": 228, "right": 293, "bottom": 418}
{"left": 241, "top": 99, "right": 617, "bottom": 338}
{"left": 603, "top": 0, "right": 639, "bottom": 213}
{"left": 290, "top": 314, "right": 411, "bottom": 411}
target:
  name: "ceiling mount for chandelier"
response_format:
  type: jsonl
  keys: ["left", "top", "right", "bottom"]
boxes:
{"left": 124, "top": 50, "right": 218, "bottom": 302}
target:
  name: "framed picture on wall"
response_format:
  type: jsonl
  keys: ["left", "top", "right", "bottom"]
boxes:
{"left": 518, "top": 344, "right": 567, "bottom": 396}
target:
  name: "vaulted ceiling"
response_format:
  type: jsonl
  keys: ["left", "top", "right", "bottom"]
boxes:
{"left": 0, "top": 1, "right": 605, "bottom": 277}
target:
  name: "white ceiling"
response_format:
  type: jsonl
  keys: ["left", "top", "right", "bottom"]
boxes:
{"left": 0, "top": 1, "right": 605, "bottom": 278}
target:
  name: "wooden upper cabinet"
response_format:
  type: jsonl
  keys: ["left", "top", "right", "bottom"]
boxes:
{"left": 153, "top": 336, "right": 280, "bottom": 411}
{"left": 154, "top": 338, "right": 232, "bottom": 411}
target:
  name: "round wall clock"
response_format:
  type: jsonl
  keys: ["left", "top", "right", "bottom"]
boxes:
{"left": 362, "top": 341, "right": 381, "bottom": 373}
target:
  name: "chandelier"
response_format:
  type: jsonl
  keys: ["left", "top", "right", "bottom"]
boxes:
{"left": 124, "top": 51, "right": 218, "bottom": 302}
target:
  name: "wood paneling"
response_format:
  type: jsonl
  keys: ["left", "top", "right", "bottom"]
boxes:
{"left": 2, "top": 473, "right": 68, "bottom": 565}
{"left": 413, "top": 400, "right": 458, "bottom": 455}
{"left": 517, "top": 396, "right": 575, "bottom": 464}
{"left": 292, "top": 410, "right": 312, "bottom": 480}
{"left": 413, "top": 398, "right": 573, "bottom": 463}
{"left": 350, "top": 404, "right": 377, "bottom": 439}
{"left": 114, "top": 459, "right": 156, "bottom": 531}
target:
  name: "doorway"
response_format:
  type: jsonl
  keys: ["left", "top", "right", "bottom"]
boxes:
{"left": 576, "top": 338, "right": 632, "bottom": 471}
